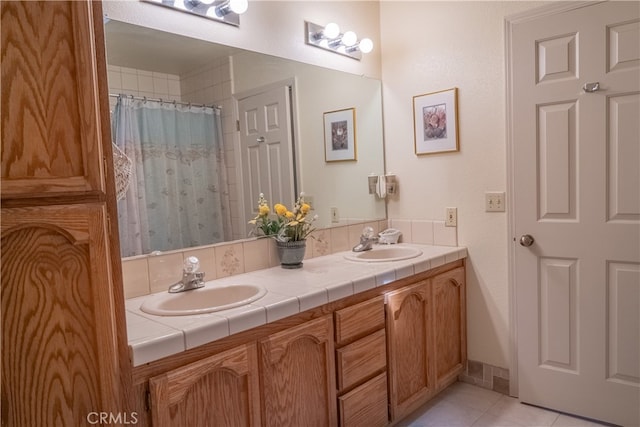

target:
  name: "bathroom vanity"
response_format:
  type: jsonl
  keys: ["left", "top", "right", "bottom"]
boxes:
{"left": 1, "top": 2, "right": 465, "bottom": 425}
{"left": 127, "top": 247, "right": 467, "bottom": 426}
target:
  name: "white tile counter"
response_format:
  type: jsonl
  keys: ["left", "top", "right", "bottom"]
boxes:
{"left": 126, "top": 244, "right": 467, "bottom": 366}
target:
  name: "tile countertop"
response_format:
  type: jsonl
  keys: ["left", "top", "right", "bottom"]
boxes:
{"left": 126, "top": 244, "right": 468, "bottom": 367}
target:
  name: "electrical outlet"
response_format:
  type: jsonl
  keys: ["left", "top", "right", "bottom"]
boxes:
{"left": 485, "top": 192, "right": 506, "bottom": 212}
{"left": 445, "top": 207, "right": 457, "bottom": 227}
{"left": 331, "top": 207, "right": 339, "bottom": 223}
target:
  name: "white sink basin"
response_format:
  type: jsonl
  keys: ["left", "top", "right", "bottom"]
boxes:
{"left": 344, "top": 245, "right": 423, "bottom": 263}
{"left": 140, "top": 284, "right": 267, "bottom": 316}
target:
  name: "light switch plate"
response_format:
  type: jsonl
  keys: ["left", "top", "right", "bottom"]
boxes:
{"left": 331, "top": 207, "right": 339, "bottom": 223}
{"left": 485, "top": 192, "right": 505, "bottom": 212}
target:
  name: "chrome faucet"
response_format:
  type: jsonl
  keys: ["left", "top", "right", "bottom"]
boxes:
{"left": 352, "top": 226, "right": 378, "bottom": 252}
{"left": 168, "top": 256, "right": 205, "bottom": 293}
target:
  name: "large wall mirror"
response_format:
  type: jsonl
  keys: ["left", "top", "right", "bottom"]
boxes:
{"left": 104, "top": 19, "right": 386, "bottom": 258}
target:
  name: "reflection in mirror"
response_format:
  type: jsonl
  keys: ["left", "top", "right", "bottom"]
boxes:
{"left": 104, "top": 20, "right": 386, "bottom": 258}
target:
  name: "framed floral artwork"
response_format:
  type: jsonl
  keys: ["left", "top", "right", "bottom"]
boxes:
{"left": 324, "top": 107, "right": 356, "bottom": 162}
{"left": 413, "top": 88, "right": 459, "bottom": 155}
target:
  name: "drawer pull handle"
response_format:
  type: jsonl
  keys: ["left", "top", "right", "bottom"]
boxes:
{"left": 449, "top": 279, "right": 461, "bottom": 287}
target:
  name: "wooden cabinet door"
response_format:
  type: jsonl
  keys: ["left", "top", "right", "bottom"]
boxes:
{"left": 385, "top": 280, "right": 434, "bottom": 422}
{"left": 432, "top": 267, "right": 467, "bottom": 390}
{"left": 1, "top": 0, "right": 108, "bottom": 199}
{"left": 259, "top": 315, "right": 337, "bottom": 427}
{"left": 149, "top": 343, "right": 261, "bottom": 427}
{"left": 1, "top": 204, "right": 126, "bottom": 426}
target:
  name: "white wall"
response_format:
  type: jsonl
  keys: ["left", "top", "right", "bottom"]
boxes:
{"left": 380, "top": 1, "right": 545, "bottom": 368}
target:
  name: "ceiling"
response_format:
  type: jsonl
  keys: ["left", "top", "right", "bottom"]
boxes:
{"left": 104, "top": 19, "right": 240, "bottom": 76}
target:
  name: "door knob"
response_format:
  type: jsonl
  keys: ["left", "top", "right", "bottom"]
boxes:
{"left": 519, "top": 234, "right": 535, "bottom": 247}
{"left": 257, "top": 136, "right": 265, "bottom": 143}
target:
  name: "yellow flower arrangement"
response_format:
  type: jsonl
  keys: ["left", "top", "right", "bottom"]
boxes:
{"left": 249, "top": 192, "right": 317, "bottom": 242}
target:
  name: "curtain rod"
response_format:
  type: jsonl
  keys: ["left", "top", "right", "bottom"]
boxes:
{"left": 109, "top": 93, "right": 221, "bottom": 110}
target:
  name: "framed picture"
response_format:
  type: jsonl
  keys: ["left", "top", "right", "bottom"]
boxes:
{"left": 324, "top": 108, "right": 356, "bottom": 162}
{"left": 413, "top": 87, "right": 459, "bottom": 155}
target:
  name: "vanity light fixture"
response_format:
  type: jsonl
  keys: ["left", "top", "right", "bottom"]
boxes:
{"left": 141, "top": 0, "right": 248, "bottom": 27}
{"left": 305, "top": 21, "right": 373, "bottom": 60}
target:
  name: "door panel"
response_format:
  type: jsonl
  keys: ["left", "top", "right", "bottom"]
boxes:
{"left": 607, "top": 262, "right": 640, "bottom": 384}
{"left": 538, "top": 257, "right": 577, "bottom": 372}
{"left": 537, "top": 101, "right": 577, "bottom": 220}
{"left": 510, "top": 2, "right": 640, "bottom": 425}
{"left": 608, "top": 93, "right": 639, "bottom": 221}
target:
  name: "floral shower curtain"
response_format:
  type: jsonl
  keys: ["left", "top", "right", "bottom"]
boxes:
{"left": 112, "top": 96, "right": 232, "bottom": 257}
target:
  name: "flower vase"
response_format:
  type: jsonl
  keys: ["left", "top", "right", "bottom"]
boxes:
{"left": 276, "top": 240, "right": 306, "bottom": 269}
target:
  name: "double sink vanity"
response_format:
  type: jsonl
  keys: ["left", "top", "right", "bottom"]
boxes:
{"left": 126, "top": 243, "right": 467, "bottom": 426}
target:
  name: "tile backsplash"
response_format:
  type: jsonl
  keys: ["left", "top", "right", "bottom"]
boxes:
{"left": 121, "top": 218, "right": 458, "bottom": 299}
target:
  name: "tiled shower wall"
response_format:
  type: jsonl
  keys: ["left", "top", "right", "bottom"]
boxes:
{"left": 121, "top": 218, "right": 458, "bottom": 299}
{"left": 106, "top": 65, "right": 182, "bottom": 111}
{"left": 106, "top": 59, "right": 243, "bottom": 241}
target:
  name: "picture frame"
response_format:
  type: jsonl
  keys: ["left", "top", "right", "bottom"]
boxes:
{"left": 413, "top": 87, "right": 459, "bottom": 155}
{"left": 324, "top": 108, "right": 356, "bottom": 162}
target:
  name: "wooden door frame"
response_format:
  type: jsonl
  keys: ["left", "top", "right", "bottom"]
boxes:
{"left": 233, "top": 78, "right": 299, "bottom": 229}
{"left": 504, "top": 0, "right": 606, "bottom": 398}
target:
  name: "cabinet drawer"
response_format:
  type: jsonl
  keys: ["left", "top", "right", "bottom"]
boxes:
{"left": 338, "top": 372, "right": 388, "bottom": 427}
{"left": 335, "top": 296, "right": 385, "bottom": 346}
{"left": 336, "top": 329, "right": 387, "bottom": 391}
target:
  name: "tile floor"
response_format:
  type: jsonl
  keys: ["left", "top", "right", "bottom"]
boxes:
{"left": 397, "top": 382, "right": 612, "bottom": 427}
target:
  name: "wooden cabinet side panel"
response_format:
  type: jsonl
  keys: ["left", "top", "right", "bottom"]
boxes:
{"left": 149, "top": 343, "right": 260, "bottom": 427}
{"left": 1, "top": 0, "right": 104, "bottom": 198}
{"left": 385, "top": 280, "right": 433, "bottom": 422}
{"left": 259, "top": 315, "right": 337, "bottom": 427}
{"left": 1, "top": 205, "right": 123, "bottom": 426}
{"left": 432, "top": 267, "right": 467, "bottom": 388}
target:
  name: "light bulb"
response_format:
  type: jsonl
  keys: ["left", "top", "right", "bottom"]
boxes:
{"left": 359, "top": 38, "right": 373, "bottom": 53}
{"left": 342, "top": 31, "right": 357, "bottom": 47}
{"left": 199, "top": 0, "right": 215, "bottom": 4}
{"left": 323, "top": 22, "right": 340, "bottom": 39}
{"left": 229, "top": 0, "right": 248, "bottom": 14}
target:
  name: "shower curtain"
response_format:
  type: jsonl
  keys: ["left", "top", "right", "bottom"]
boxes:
{"left": 112, "top": 96, "right": 232, "bottom": 257}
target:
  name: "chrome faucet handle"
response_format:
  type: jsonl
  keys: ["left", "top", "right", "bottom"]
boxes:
{"left": 361, "top": 226, "right": 375, "bottom": 239}
{"left": 183, "top": 256, "right": 200, "bottom": 274}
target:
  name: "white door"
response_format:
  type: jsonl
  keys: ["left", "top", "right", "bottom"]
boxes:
{"left": 238, "top": 85, "right": 295, "bottom": 230}
{"left": 510, "top": 2, "right": 639, "bottom": 426}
